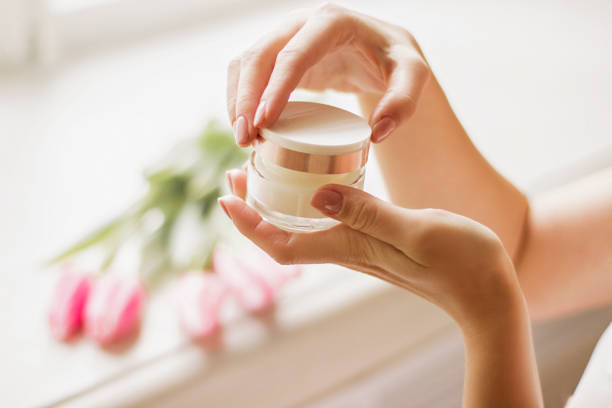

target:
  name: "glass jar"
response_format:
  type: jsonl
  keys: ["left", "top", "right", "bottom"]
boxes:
{"left": 246, "top": 101, "right": 370, "bottom": 233}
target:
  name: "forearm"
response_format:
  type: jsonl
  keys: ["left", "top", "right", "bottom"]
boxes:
{"left": 361, "top": 74, "right": 612, "bottom": 320}
{"left": 461, "top": 289, "right": 542, "bottom": 408}
{"left": 359, "top": 76, "right": 528, "bottom": 259}
{"left": 516, "top": 167, "right": 612, "bottom": 319}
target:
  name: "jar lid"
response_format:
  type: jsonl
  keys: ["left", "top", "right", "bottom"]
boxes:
{"left": 256, "top": 102, "right": 371, "bottom": 174}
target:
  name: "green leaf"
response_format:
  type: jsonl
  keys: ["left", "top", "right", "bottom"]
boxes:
{"left": 48, "top": 121, "right": 245, "bottom": 285}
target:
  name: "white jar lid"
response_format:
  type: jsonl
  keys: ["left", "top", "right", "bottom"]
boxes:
{"left": 259, "top": 102, "right": 371, "bottom": 155}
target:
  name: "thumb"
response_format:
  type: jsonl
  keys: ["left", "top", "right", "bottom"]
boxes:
{"left": 310, "top": 184, "right": 407, "bottom": 248}
{"left": 369, "top": 54, "right": 430, "bottom": 143}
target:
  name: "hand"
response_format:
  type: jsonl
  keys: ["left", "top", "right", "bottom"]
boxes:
{"left": 226, "top": 3, "right": 430, "bottom": 146}
{"left": 220, "top": 168, "right": 520, "bottom": 327}
{"left": 221, "top": 168, "right": 542, "bottom": 407}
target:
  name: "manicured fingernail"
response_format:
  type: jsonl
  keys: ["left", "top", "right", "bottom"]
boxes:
{"left": 218, "top": 198, "right": 232, "bottom": 219}
{"left": 371, "top": 117, "right": 396, "bottom": 143}
{"left": 253, "top": 100, "right": 267, "bottom": 128}
{"left": 234, "top": 116, "right": 249, "bottom": 146}
{"left": 225, "top": 171, "right": 234, "bottom": 193}
{"left": 311, "top": 189, "right": 343, "bottom": 215}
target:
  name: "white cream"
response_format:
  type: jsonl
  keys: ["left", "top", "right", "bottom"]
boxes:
{"left": 246, "top": 102, "right": 370, "bottom": 233}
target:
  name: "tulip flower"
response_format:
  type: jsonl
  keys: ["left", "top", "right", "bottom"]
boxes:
{"left": 85, "top": 274, "right": 145, "bottom": 345}
{"left": 213, "top": 245, "right": 275, "bottom": 313}
{"left": 174, "top": 273, "right": 227, "bottom": 339}
{"left": 48, "top": 268, "right": 92, "bottom": 340}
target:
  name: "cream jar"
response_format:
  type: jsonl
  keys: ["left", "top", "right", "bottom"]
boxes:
{"left": 246, "top": 101, "right": 370, "bottom": 233}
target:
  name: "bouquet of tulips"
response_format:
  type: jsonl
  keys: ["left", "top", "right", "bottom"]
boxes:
{"left": 47, "top": 123, "right": 300, "bottom": 345}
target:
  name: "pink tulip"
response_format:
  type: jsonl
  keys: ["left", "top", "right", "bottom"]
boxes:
{"left": 174, "top": 273, "right": 227, "bottom": 339}
{"left": 85, "top": 274, "right": 145, "bottom": 345}
{"left": 213, "top": 245, "right": 275, "bottom": 313}
{"left": 248, "top": 246, "right": 302, "bottom": 292}
{"left": 48, "top": 268, "right": 92, "bottom": 340}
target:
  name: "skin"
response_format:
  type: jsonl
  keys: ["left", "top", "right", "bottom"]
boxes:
{"left": 224, "top": 2, "right": 612, "bottom": 405}
{"left": 517, "top": 168, "right": 612, "bottom": 319}
{"left": 219, "top": 181, "right": 542, "bottom": 408}
{"left": 357, "top": 47, "right": 612, "bottom": 321}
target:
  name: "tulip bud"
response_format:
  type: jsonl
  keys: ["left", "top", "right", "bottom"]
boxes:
{"left": 213, "top": 245, "right": 274, "bottom": 313}
{"left": 85, "top": 274, "right": 145, "bottom": 345}
{"left": 174, "top": 273, "right": 227, "bottom": 339}
{"left": 48, "top": 268, "right": 92, "bottom": 340}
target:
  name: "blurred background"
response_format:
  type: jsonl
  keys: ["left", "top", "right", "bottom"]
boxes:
{"left": 1, "top": 0, "right": 612, "bottom": 407}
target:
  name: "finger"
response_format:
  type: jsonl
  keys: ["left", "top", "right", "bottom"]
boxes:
{"left": 256, "top": 7, "right": 355, "bottom": 128}
{"left": 234, "top": 14, "right": 306, "bottom": 146}
{"left": 218, "top": 195, "right": 291, "bottom": 257}
{"left": 369, "top": 48, "right": 430, "bottom": 143}
{"left": 234, "top": 52, "right": 275, "bottom": 147}
{"left": 217, "top": 195, "right": 414, "bottom": 272}
{"left": 226, "top": 57, "right": 241, "bottom": 126}
{"left": 310, "top": 184, "right": 426, "bottom": 263}
{"left": 225, "top": 169, "right": 247, "bottom": 200}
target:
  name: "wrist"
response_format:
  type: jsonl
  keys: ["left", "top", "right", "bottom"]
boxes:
{"left": 459, "top": 284, "right": 542, "bottom": 408}
{"left": 459, "top": 275, "right": 530, "bottom": 348}
{"left": 456, "top": 260, "right": 528, "bottom": 341}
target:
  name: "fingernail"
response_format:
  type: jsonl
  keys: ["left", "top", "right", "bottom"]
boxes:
{"left": 218, "top": 198, "right": 232, "bottom": 219}
{"left": 371, "top": 117, "right": 396, "bottom": 143}
{"left": 225, "top": 171, "right": 234, "bottom": 193}
{"left": 234, "top": 116, "right": 249, "bottom": 146}
{"left": 253, "top": 100, "right": 267, "bottom": 128}
{"left": 311, "top": 189, "right": 343, "bottom": 215}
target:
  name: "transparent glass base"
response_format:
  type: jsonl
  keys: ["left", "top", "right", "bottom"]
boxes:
{"left": 246, "top": 150, "right": 365, "bottom": 233}
{"left": 247, "top": 194, "right": 340, "bottom": 233}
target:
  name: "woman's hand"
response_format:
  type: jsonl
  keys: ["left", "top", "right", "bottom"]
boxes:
{"left": 227, "top": 3, "right": 430, "bottom": 146}
{"left": 220, "top": 168, "right": 543, "bottom": 407}
{"left": 220, "top": 168, "right": 518, "bottom": 327}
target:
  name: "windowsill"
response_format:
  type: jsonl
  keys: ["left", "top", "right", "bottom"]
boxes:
{"left": 46, "top": 271, "right": 452, "bottom": 408}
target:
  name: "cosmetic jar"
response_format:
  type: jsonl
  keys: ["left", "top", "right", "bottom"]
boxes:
{"left": 246, "top": 101, "right": 370, "bottom": 233}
